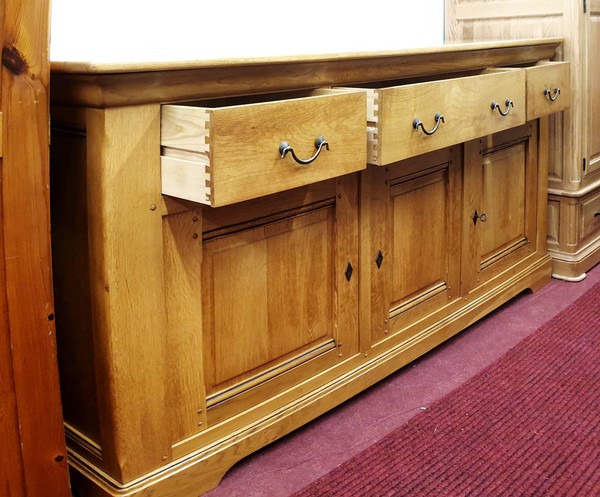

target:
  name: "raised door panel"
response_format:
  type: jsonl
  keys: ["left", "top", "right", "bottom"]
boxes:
{"left": 463, "top": 123, "right": 538, "bottom": 292}
{"left": 480, "top": 143, "right": 526, "bottom": 260}
{"left": 369, "top": 147, "right": 462, "bottom": 346}
{"left": 201, "top": 177, "right": 359, "bottom": 425}
{"left": 586, "top": 6, "right": 600, "bottom": 177}
{"left": 205, "top": 208, "right": 333, "bottom": 387}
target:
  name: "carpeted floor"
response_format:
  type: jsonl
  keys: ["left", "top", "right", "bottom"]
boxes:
{"left": 292, "top": 282, "right": 600, "bottom": 497}
{"left": 205, "top": 266, "right": 600, "bottom": 497}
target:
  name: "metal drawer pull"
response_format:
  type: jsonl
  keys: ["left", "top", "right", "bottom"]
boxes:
{"left": 413, "top": 112, "right": 445, "bottom": 136}
{"left": 473, "top": 210, "right": 488, "bottom": 225}
{"left": 491, "top": 99, "right": 514, "bottom": 116}
{"left": 544, "top": 88, "right": 561, "bottom": 102}
{"left": 594, "top": 212, "right": 600, "bottom": 217}
{"left": 279, "top": 136, "right": 329, "bottom": 165}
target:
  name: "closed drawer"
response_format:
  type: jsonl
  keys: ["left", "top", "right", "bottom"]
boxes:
{"left": 580, "top": 189, "right": 600, "bottom": 242}
{"left": 355, "top": 69, "right": 526, "bottom": 165}
{"left": 525, "top": 61, "right": 571, "bottom": 120}
{"left": 161, "top": 89, "right": 366, "bottom": 207}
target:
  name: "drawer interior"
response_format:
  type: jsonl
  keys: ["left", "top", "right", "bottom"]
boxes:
{"left": 168, "top": 88, "right": 349, "bottom": 110}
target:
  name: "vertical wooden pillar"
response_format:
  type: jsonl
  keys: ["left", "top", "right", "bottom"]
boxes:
{"left": 86, "top": 105, "right": 172, "bottom": 481}
{"left": 0, "top": 0, "right": 71, "bottom": 495}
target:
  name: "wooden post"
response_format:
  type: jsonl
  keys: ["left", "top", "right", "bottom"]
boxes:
{"left": 0, "top": 0, "right": 71, "bottom": 495}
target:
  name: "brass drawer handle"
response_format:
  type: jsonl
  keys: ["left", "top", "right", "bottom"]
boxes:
{"left": 473, "top": 210, "right": 488, "bottom": 225}
{"left": 544, "top": 88, "right": 561, "bottom": 102}
{"left": 413, "top": 112, "right": 445, "bottom": 136}
{"left": 491, "top": 99, "right": 514, "bottom": 116}
{"left": 279, "top": 136, "right": 329, "bottom": 165}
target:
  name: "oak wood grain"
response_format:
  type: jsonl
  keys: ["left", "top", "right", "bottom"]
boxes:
{"left": 525, "top": 62, "right": 571, "bottom": 120}
{"left": 163, "top": 210, "right": 208, "bottom": 443}
{"left": 373, "top": 69, "right": 526, "bottom": 164}
{"left": 85, "top": 105, "right": 172, "bottom": 481}
{"left": 462, "top": 123, "right": 538, "bottom": 292}
{"left": 368, "top": 147, "right": 462, "bottom": 346}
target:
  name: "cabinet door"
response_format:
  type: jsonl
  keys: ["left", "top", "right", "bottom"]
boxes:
{"left": 200, "top": 176, "right": 359, "bottom": 425}
{"left": 463, "top": 123, "right": 538, "bottom": 292}
{"left": 368, "top": 147, "right": 462, "bottom": 346}
{"left": 586, "top": 2, "right": 600, "bottom": 177}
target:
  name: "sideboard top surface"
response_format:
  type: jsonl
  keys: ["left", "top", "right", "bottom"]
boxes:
{"left": 50, "top": 38, "right": 563, "bottom": 108}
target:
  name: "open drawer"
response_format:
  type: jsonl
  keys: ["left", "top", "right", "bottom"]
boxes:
{"left": 347, "top": 69, "right": 526, "bottom": 166}
{"left": 161, "top": 89, "right": 366, "bottom": 207}
{"left": 524, "top": 61, "right": 570, "bottom": 120}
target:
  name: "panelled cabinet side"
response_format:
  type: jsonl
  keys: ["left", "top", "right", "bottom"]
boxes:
{"left": 53, "top": 105, "right": 214, "bottom": 482}
{"left": 49, "top": 40, "right": 561, "bottom": 497}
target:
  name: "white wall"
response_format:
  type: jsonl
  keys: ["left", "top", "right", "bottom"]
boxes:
{"left": 50, "top": 0, "right": 444, "bottom": 63}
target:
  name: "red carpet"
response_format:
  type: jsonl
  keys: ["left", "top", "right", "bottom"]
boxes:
{"left": 292, "top": 283, "right": 600, "bottom": 497}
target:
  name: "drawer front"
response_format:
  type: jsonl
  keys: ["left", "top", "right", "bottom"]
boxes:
{"left": 580, "top": 189, "right": 600, "bottom": 242}
{"left": 376, "top": 70, "right": 526, "bottom": 165}
{"left": 525, "top": 61, "right": 571, "bottom": 120}
{"left": 161, "top": 90, "right": 366, "bottom": 207}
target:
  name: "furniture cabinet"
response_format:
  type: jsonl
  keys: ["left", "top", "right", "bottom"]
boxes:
{"left": 446, "top": 0, "right": 600, "bottom": 280}
{"left": 50, "top": 39, "right": 564, "bottom": 497}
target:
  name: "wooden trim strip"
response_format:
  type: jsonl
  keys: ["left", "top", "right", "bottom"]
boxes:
{"left": 64, "top": 423, "right": 103, "bottom": 460}
{"left": 455, "top": 1, "right": 563, "bottom": 21}
{"left": 388, "top": 281, "right": 448, "bottom": 319}
{"left": 50, "top": 40, "right": 563, "bottom": 108}
{"left": 206, "top": 339, "right": 337, "bottom": 408}
{"left": 481, "top": 237, "right": 529, "bottom": 270}
{"left": 50, "top": 39, "right": 564, "bottom": 74}
{"left": 548, "top": 175, "right": 600, "bottom": 197}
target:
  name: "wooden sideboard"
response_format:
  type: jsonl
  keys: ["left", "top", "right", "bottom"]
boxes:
{"left": 445, "top": 1, "right": 600, "bottom": 280}
{"left": 50, "top": 39, "right": 566, "bottom": 497}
